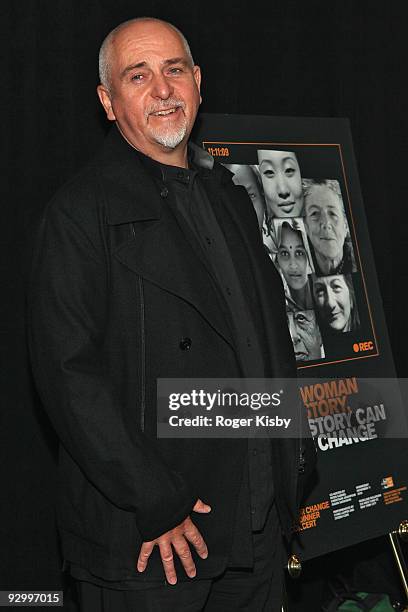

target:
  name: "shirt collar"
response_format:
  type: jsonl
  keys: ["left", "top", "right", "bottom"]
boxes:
{"left": 135, "top": 141, "right": 217, "bottom": 185}
{"left": 137, "top": 150, "right": 196, "bottom": 185}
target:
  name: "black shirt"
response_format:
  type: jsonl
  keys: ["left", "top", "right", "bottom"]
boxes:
{"left": 144, "top": 153, "right": 274, "bottom": 533}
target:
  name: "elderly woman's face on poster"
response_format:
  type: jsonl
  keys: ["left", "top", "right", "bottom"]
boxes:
{"left": 287, "top": 310, "right": 322, "bottom": 361}
{"left": 304, "top": 184, "right": 347, "bottom": 261}
{"left": 257, "top": 150, "right": 303, "bottom": 218}
{"left": 227, "top": 164, "right": 265, "bottom": 228}
{"left": 277, "top": 225, "right": 308, "bottom": 290}
{"left": 313, "top": 275, "right": 352, "bottom": 332}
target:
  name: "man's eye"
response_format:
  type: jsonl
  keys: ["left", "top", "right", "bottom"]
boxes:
{"left": 131, "top": 74, "right": 144, "bottom": 82}
{"left": 169, "top": 67, "right": 183, "bottom": 74}
{"left": 295, "top": 314, "right": 306, "bottom": 323}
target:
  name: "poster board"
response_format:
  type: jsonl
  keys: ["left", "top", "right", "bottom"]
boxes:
{"left": 193, "top": 113, "right": 408, "bottom": 560}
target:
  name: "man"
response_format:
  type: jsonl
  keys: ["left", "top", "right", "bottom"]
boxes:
{"left": 304, "top": 179, "right": 356, "bottom": 276}
{"left": 28, "top": 17, "right": 314, "bottom": 611}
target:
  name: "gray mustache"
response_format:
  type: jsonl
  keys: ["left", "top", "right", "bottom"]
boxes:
{"left": 146, "top": 99, "right": 185, "bottom": 116}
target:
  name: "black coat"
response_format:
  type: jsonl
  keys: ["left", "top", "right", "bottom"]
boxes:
{"left": 28, "top": 126, "right": 313, "bottom": 582}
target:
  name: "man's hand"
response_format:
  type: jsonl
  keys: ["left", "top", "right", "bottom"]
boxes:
{"left": 137, "top": 498, "right": 211, "bottom": 585}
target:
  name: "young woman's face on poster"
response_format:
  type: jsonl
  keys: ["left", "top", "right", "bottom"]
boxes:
{"left": 313, "top": 275, "right": 352, "bottom": 332}
{"left": 257, "top": 150, "right": 303, "bottom": 218}
{"left": 277, "top": 225, "right": 308, "bottom": 290}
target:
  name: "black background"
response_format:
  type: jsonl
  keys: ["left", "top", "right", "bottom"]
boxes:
{"left": 2, "top": 0, "right": 407, "bottom": 607}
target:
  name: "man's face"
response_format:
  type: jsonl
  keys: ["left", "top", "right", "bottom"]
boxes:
{"left": 313, "top": 275, "right": 352, "bottom": 332}
{"left": 288, "top": 310, "right": 322, "bottom": 361}
{"left": 97, "top": 21, "right": 201, "bottom": 158}
{"left": 277, "top": 225, "right": 308, "bottom": 290}
{"left": 304, "top": 185, "right": 347, "bottom": 260}
{"left": 257, "top": 150, "right": 303, "bottom": 218}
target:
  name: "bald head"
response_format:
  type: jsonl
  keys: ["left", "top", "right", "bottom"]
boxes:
{"left": 99, "top": 17, "right": 194, "bottom": 93}
{"left": 96, "top": 17, "right": 201, "bottom": 166}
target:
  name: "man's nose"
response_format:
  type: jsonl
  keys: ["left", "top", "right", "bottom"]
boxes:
{"left": 150, "top": 73, "right": 173, "bottom": 99}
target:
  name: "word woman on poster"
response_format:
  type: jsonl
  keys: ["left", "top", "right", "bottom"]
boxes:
{"left": 301, "top": 377, "right": 387, "bottom": 451}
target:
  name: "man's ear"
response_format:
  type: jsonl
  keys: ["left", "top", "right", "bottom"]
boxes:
{"left": 193, "top": 65, "right": 202, "bottom": 104}
{"left": 97, "top": 85, "right": 116, "bottom": 121}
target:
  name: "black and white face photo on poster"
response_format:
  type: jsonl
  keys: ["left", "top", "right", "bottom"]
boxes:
{"left": 222, "top": 163, "right": 266, "bottom": 230}
{"left": 312, "top": 273, "right": 360, "bottom": 334}
{"left": 256, "top": 149, "right": 304, "bottom": 219}
{"left": 273, "top": 218, "right": 315, "bottom": 312}
{"left": 287, "top": 309, "right": 325, "bottom": 362}
{"left": 222, "top": 161, "right": 285, "bottom": 268}
{"left": 220, "top": 143, "right": 367, "bottom": 367}
{"left": 303, "top": 179, "right": 357, "bottom": 277}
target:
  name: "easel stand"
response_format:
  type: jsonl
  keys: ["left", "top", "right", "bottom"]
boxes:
{"left": 281, "top": 525, "right": 408, "bottom": 612}
{"left": 282, "top": 555, "right": 302, "bottom": 612}
{"left": 389, "top": 520, "right": 408, "bottom": 610}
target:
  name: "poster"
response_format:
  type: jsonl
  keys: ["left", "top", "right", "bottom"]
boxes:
{"left": 193, "top": 114, "right": 408, "bottom": 560}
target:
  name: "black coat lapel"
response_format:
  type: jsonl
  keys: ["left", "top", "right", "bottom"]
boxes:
{"left": 113, "top": 203, "right": 235, "bottom": 350}
{"left": 94, "top": 128, "right": 234, "bottom": 348}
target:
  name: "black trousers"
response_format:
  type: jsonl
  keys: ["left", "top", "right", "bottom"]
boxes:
{"left": 75, "top": 504, "right": 284, "bottom": 612}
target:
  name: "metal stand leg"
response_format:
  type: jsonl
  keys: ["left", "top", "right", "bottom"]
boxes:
{"left": 389, "top": 520, "right": 408, "bottom": 609}
{"left": 282, "top": 554, "right": 302, "bottom": 612}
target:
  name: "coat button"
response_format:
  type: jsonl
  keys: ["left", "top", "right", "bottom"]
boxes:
{"left": 179, "top": 337, "right": 192, "bottom": 351}
{"left": 160, "top": 187, "right": 169, "bottom": 198}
